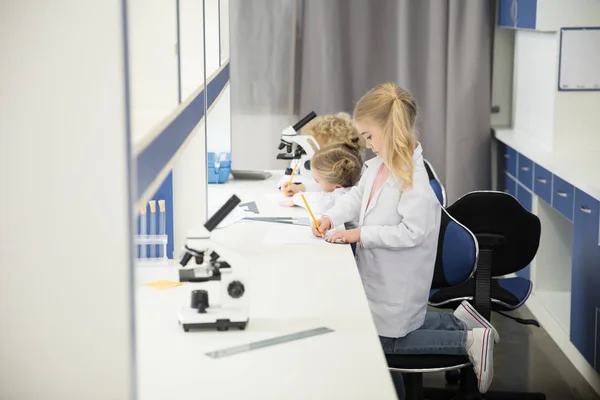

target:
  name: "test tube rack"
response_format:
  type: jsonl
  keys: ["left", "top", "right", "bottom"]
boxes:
{"left": 136, "top": 199, "right": 169, "bottom": 266}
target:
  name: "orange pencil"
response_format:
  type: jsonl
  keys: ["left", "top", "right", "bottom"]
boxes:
{"left": 285, "top": 162, "right": 298, "bottom": 194}
{"left": 301, "top": 194, "right": 324, "bottom": 238}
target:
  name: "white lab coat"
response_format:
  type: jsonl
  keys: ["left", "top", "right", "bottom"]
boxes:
{"left": 291, "top": 187, "right": 351, "bottom": 215}
{"left": 326, "top": 144, "right": 441, "bottom": 338}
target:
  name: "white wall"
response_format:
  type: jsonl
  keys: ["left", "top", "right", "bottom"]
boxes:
{"left": 513, "top": 31, "right": 557, "bottom": 151}
{"left": 512, "top": 29, "right": 600, "bottom": 155}
{"left": 220, "top": 0, "right": 231, "bottom": 64}
{"left": 207, "top": 86, "right": 232, "bottom": 153}
{"left": 0, "top": 2, "right": 134, "bottom": 399}
{"left": 491, "top": 27, "right": 515, "bottom": 128}
{"left": 172, "top": 0, "right": 208, "bottom": 252}
{"left": 205, "top": 0, "right": 221, "bottom": 77}
{"left": 179, "top": 0, "right": 205, "bottom": 100}
{"left": 206, "top": 0, "right": 232, "bottom": 157}
{"left": 128, "top": 0, "right": 178, "bottom": 148}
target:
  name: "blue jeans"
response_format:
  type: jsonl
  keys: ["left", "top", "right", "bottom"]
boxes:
{"left": 379, "top": 312, "right": 468, "bottom": 355}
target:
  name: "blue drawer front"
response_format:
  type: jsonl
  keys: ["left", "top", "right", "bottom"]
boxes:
{"left": 504, "top": 173, "right": 517, "bottom": 198}
{"left": 570, "top": 189, "right": 600, "bottom": 367}
{"left": 517, "top": 185, "right": 533, "bottom": 211}
{"left": 516, "top": 186, "right": 532, "bottom": 280}
{"left": 552, "top": 175, "right": 575, "bottom": 221}
{"left": 517, "top": 0, "right": 537, "bottom": 29}
{"left": 504, "top": 146, "right": 518, "bottom": 177}
{"left": 533, "top": 164, "right": 552, "bottom": 205}
{"left": 517, "top": 154, "right": 534, "bottom": 189}
{"left": 596, "top": 309, "right": 600, "bottom": 372}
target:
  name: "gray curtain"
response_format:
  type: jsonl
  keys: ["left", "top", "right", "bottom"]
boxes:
{"left": 297, "top": 0, "right": 494, "bottom": 202}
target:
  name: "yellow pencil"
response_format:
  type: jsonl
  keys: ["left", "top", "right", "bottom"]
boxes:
{"left": 301, "top": 194, "right": 324, "bottom": 238}
{"left": 285, "top": 162, "right": 298, "bottom": 194}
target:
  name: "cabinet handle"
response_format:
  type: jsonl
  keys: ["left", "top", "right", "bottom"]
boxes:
{"left": 504, "top": 154, "right": 510, "bottom": 159}
{"left": 556, "top": 191, "right": 568, "bottom": 198}
{"left": 580, "top": 207, "right": 592, "bottom": 215}
{"left": 511, "top": 0, "right": 518, "bottom": 26}
{"left": 520, "top": 166, "right": 530, "bottom": 171}
{"left": 537, "top": 178, "right": 547, "bottom": 184}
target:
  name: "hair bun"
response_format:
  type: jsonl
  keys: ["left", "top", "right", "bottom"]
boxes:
{"left": 333, "top": 158, "right": 355, "bottom": 174}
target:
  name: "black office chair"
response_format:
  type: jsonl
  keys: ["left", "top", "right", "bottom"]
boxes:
{"left": 386, "top": 200, "right": 478, "bottom": 399}
{"left": 425, "top": 191, "right": 545, "bottom": 399}
{"left": 424, "top": 159, "right": 447, "bottom": 207}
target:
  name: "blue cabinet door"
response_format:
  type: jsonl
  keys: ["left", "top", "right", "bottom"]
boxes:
{"left": 516, "top": 185, "right": 533, "bottom": 279}
{"left": 517, "top": 0, "right": 537, "bottom": 29}
{"left": 504, "top": 145, "right": 518, "bottom": 177}
{"left": 517, "top": 154, "right": 534, "bottom": 190}
{"left": 570, "top": 189, "right": 600, "bottom": 368}
{"left": 533, "top": 164, "right": 552, "bottom": 205}
{"left": 498, "top": 0, "right": 516, "bottom": 27}
{"left": 504, "top": 173, "right": 517, "bottom": 198}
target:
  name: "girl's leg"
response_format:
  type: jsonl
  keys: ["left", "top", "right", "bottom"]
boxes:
{"left": 420, "top": 311, "right": 467, "bottom": 331}
{"left": 380, "top": 327, "right": 495, "bottom": 393}
{"left": 386, "top": 329, "right": 468, "bottom": 355}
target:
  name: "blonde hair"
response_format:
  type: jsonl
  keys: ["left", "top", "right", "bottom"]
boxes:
{"left": 302, "top": 112, "right": 365, "bottom": 151}
{"left": 311, "top": 139, "right": 363, "bottom": 188}
{"left": 353, "top": 82, "right": 418, "bottom": 189}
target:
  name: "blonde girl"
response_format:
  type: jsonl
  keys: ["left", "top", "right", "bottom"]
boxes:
{"left": 283, "top": 139, "right": 363, "bottom": 216}
{"left": 282, "top": 112, "right": 365, "bottom": 195}
{"left": 312, "top": 83, "right": 499, "bottom": 393}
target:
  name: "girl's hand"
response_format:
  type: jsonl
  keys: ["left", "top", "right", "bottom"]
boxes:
{"left": 311, "top": 217, "right": 332, "bottom": 237}
{"left": 281, "top": 183, "right": 305, "bottom": 197}
{"left": 279, "top": 199, "right": 295, "bottom": 207}
{"left": 328, "top": 228, "right": 361, "bottom": 244}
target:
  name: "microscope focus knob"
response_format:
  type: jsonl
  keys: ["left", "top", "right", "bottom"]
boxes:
{"left": 191, "top": 290, "right": 209, "bottom": 313}
{"left": 227, "top": 280, "right": 245, "bottom": 299}
{"left": 210, "top": 251, "right": 220, "bottom": 262}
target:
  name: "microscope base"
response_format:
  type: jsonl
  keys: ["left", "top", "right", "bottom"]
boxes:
{"left": 178, "top": 306, "right": 249, "bottom": 332}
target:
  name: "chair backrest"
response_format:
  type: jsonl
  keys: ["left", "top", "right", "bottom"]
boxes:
{"left": 423, "top": 159, "right": 447, "bottom": 207}
{"left": 446, "top": 191, "right": 541, "bottom": 277}
{"left": 431, "top": 206, "right": 479, "bottom": 290}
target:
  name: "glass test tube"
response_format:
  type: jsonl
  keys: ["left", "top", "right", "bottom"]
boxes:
{"left": 148, "top": 200, "right": 157, "bottom": 259}
{"left": 158, "top": 200, "right": 166, "bottom": 259}
{"left": 139, "top": 204, "right": 147, "bottom": 260}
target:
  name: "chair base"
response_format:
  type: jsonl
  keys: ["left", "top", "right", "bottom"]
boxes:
{"left": 424, "top": 387, "right": 546, "bottom": 400}
{"left": 400, "top": 369, "right": 545, "bottom": 400}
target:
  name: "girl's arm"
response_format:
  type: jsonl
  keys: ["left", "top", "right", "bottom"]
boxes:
{"left": 302, "top": 179, "right": 321, "bottom": 192}
{"left": 360, "top": 186, "right": 439, "bottom": 249}
{"left": 291, "top": 192, "right": 335, "bottom": 215}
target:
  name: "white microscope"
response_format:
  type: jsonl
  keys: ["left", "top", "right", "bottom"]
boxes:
{"left": 276, "top": 111, "right": 320, "bottom": 189}
{"left": 177, "top": 195, "right": 249, "bottom": 332}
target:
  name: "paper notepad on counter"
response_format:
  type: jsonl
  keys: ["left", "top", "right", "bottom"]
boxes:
{"left": 262, "top": 224, "right": 344, "bottom": 245}
{"left": 263, "top": 192, "right": 289, "bottom": 207}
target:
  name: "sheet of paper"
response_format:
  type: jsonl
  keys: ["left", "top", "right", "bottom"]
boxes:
{"left": 143, "top": 280, "right": 183, "bottom": 290}
{"left": 263, "top": 192, "right": 290, "bottom": 207}
{"left": 262, "top": 224, "right": 339, "bottom": 245}
{"left": 207, "top": 205, "right": 254, "bottom": 229}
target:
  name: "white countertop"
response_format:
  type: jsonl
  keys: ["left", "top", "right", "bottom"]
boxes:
{"left": 135, "top": 172, "right": 397, "bottom": 400}
{"left": 495, "top": 129, "right": 600, "bottom": 200}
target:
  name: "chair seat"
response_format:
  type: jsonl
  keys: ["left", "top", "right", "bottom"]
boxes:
{"left": 386, "top": 354, "right": 470, "bottom": 372}
{"left": 429, "top": 276, "right": 532, "bottom": 311}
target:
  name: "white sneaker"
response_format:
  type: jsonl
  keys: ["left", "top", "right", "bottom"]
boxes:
{"left": 454, "top": 300, "right": 500, "bottom": 343}
{"left": 467, "top": 328, "right": 494, "bottom": 394}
